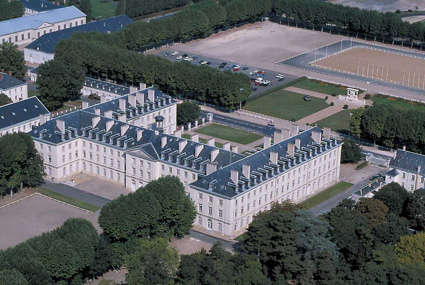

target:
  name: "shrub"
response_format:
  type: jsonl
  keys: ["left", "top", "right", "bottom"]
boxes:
{"left": 325, "top": 96, "right": 329, "bottom": 100}
{"left": 343, "top": 104, "right": 349, "bottom": 109}
{"left": 332, "top": 93, "right": 337, "bottom": 97}
{"left": 364, "top": 94, "right": 371, "bottom": 99}
{"left": 330, "top": 102, "right": 334, "bottom": 106}
{"left": 355, "top": 161, "right": 368, "bottom": 170}
{"left": 365, "top": 105, "right": 370, "bottom": 108}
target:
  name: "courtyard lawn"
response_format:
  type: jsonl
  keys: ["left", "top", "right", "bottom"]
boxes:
{"left": 315, "top": 109, "right": 353, "bottom": 133}
{"left": 293, "top": 78, "right": 348, "bottom": 96}
{"left": 182, "top": 134, "right": 223, "bottom": 148}
{"left": 298, "top": 182, "right": 353, "bottom": 209}
{"left": 371, "top": 95, "right": 425, "bottom": 112}
{"left": 195, "top": 124, "right": 262, "bottom": 145}
{"left": 37, "top": 188, "right": 101, "bottom": 212}
{"left": 243, "top": 90, "right": 329, "bottom": 121}
{"left": 90, "top": 0, "right": 117, "bottom": 19}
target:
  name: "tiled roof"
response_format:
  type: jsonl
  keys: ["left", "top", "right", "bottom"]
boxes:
{"left": 0, "top": 97, "right": 50, "bottom": 131}
{"left": 390, "top": 149, "right": 425, "bottom": 175}
{"left": 26, "top": 15, "right": 132, "bottom": 53}
{"left": 0, "top": 73, "right": 26, "bottom": 90}
{"left": 84, "top": 77, "right": 130, "bottom": 96}
{"left": 0, "top": 6, "right": 86, "bottom": 37}
{"left": 20, "top": 0, "right": 61, "bottom": 12}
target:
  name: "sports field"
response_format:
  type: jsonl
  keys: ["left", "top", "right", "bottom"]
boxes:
{"left": 244, "top": 90, "right": 329, "bottom": 121}
{"left": 314, "top": 47, "right": 425, "bottom": 88}
{"left": 195, "top": 124, "right": 262, "bottom": 145}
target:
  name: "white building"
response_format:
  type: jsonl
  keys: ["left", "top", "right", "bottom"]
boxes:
{"left": 0, "top": 97, "right": 50, "bottom": 137}
{"left": 20, "top": 0, "right": 62, "bottom": 16}
{"left": 0, "top": 6, "right": 86, "bottom": 46}
{"left": 0, "top": 72, "right": 28, "bottom": 102}
{"left": 81, "top": 78, "right": 132, "bottom": 103}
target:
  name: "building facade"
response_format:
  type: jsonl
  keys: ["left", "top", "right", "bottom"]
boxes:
{"left": 0, "top": 97, "right": 50, "bottom": 137}
{"left": 0, "top": 6, "right": 86, "bottom": 46}
{"left": 81, "top": 78, "right": 131, "bottom": 102}
{"left": 20, "top": 0, "right": 61, "bottom": 16}
{"left": 0, "top": 72, "right": 28, "bottom": 102}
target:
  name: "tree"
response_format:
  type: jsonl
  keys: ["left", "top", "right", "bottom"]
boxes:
{"left": 115, "top": 0, "right": 126, "bottom": 15}
{"left": 125, "top": 238, "right": 179, "bottom": 285}
{"left": 0, "top": 0, "right": 24, "bottom": 21}
{"left": 177, "top": 101, "right": 200, "bottom": 125}
{"left": 43, "top": 239, "right": 81, "bottom": 281}
{"left": 0, "top": 42, "right": 26, "bottom": 80}
{"left": 374, "top": 213, "right": 410, "bottom": 245}
{"left": 374, "top": 183, "right": 410, "bottom": 216}
{"left": 395, "top": 232, "right": 425, "bottom": 268}
{"left": 349, "top": 108, "right": 365, "bottom": 139}
{"left": 36, "top": 60, "right": 68, "bottom": 110}
{"left": 355, "top": 198, "right": 389, "bottom": 228}
{"left": 0, "top": 269, "right": 28, "bottom": 285}
{"left": 88, "top": 238, "right": 113, "bottom": 279}
{"left": 341, "top": 139, "right": 362, "bottom": 163}
{"left": 403, "top": 189, "right": 425, "bottom": 231}
{"left": 0, "top": 93, "right": 11, "bottom": 106}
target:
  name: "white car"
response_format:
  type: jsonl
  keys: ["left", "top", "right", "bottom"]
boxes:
{"left": 276, "top": 74, "right": 285, "bottom": 79}
{"left": 262, "top": 80, "right": 271, "bottom": 86}
{"left": 200, "top": 61, "right": 208, "bottom": 65}
{"left": 171, "top": 51, "right": 179, "bottom": 56}
{"left": 176, "top": 56, "right": 183, "bottom": 60}
{"left": 184, "top": 57, "right": 191, "bottom": 61}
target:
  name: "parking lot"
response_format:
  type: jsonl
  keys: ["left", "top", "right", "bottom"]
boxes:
{"left": 154, "top": 49, "right": 300, "bottom": 97}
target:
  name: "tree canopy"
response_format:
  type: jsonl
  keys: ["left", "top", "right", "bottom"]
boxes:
{"left": 177, "top": 101, "right": 200, "bottom": 125}
{"left": 0, "top": 0, "right": 24, "bottom": 21}
{"left": 0, "top": 42, "right": 26, "bottom": 80}
{"left": 341, "top": 139, "right": 362, "bottom": 163}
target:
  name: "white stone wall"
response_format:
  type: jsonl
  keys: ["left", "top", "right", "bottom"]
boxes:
{"left": 1, "top": 83, "right": 28, "bottom": 102}
{"left": 24, "top": 48, "right": 54, "bottom": 64}
{"left": 0, "top": 116, "right": 46, "bottom": 137}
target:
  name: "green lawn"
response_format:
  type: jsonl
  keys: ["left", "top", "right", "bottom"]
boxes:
{"left": 299, "top": 182, "right": 353, "bottom": 209}
{"left": 90, "top": 0, "right": 117, "bottom": 19}
{"left": 195, "top": 124, "right": 262, "bottom": 145}
{"left": 371, "top": 95, "right": 425, "bottom": 112}
{"left": 244, "top": 90, "right": 329, "bottom": 121}
{"left": 293, "top": 78, "right": 348, "bottom": 96}
{"left": 38, "top": 188, "right": 101, "bottom": 212}
{"left": 182, "top": 134, "right": 223, "bottom": 148}
{"left": 28, "top": 90, "right": 39, "bottom": 98}
{"left": 315, "top": 109, "right": 353, "bottom": 133}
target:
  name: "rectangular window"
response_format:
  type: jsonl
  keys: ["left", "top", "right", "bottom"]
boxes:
{"left": 209, "top": 207, "right": 212, "bottom": 215}
{"left": 219, "top": 199, "right": 223, "bottom": 206}
{"left": 199, "top": 203, "right": 203, "bottom": 212}
{"left": 199, "top": 193, "right": 203, "bottom": 200}
{"left": 219, "top": 210, "right": 223, "bottom": 218}
{"left": 209, "top": 196, "right": 213, "bottom": 203}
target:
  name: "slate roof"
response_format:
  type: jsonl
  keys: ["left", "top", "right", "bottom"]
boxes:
{"left": 0, "top": 97, "right": 50, "bottom": 131}
{"left": 190, "top": 127, "right": 342, "bottom": 198}
{"left": 390, "top": 149, "right": 425, "bottom": 175}
{"left": 0, "top": 6, "right": 86, "bottom": 37}
{"left": 20, "top": 0, "right": 61, "bottom": 13}
{"left": 26, "top": 15, "right": 133, "bottom": 53}
{"left": 386, "top": 168, "right": 399, "bottom": 177}
{"left": 0, "top": 73, "right": 26, "bottom": 90}
{"left": 84, "top": 77, "right": 130, "bottom": 96}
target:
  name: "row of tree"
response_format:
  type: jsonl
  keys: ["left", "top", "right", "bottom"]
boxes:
{"left": 350, "top": 104, "right": 425, "bottom": 153}
{"left": 0, "top": 133, "right": 44, "bottom": 200}
{"left": 116, "top": 0, "right": 190, "bottom": 18}
{"left": 0, "top": 0, "right": 24, "bottom": 21}
{"left": 0, "top": 219, "right": 112, "bottom": 284}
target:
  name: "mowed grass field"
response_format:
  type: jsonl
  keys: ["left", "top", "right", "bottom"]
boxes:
{"left": 195, "top": 124, "right": 262, "bottom": 145}
{"left": 293, "top": 79, "right": 347, "bottom": 96}
{"left": 371, "top": 95, "right": 425, "bottom": 112}
{"left": 316, "top": 109, "right": 353, "bottom": 133}
{"left": 299, "top": 182, "right": 353, "bottom": 209}
{"left": 182, "top": 134, "right": 223, "bottom": 148}
{"left": 90, "top": 0, "right": 117, "bottom": 19}
{"left": 38, "top": 188, "right": 101, "bottom": 212}
{"left": 244, "top": 90, "right": 329, "bottom": 121}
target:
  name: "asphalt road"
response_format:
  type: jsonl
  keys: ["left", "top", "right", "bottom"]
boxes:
{"left": 154, "top": 50, "right": 300, "bottom": 97}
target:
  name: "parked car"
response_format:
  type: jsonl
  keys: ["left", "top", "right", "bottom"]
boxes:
{"left": 171, "top": 51, "right": 179, "bottom": 56}
{"left": 221, "top": 62, "right": 227, "bottom": 66}
{"left": 243, "top": 66, "right": 249, "bottom": 70}
{"left": 278, "top": 78, "right": 285, "bottom": 82}
{"left": 304, "top": 95, "right": 311, "bottom": 101}
{"left": 206, "top": 61, "right": 211, "bottom": 65}
{"left": 199, "top": 60, "right": 204, "bottom": 64}
{"left": 252, "top": 87, "right": 258, "bottom": 91}
{"left": 164, "top": 52, "right": 169, "bottom": 57}
{"left": 219, "top": 63, "right": 226, "bottom": 68}
{"left": 193, "top": 56, "right": 198, "bottom": 60}
{"left": 176, "top": 55, "right": 183, "bottom": 60}
{"left": 200, "top": 61, "right": 208, "bottom": 65}
{"left": 276, "top": 74, "right": 285, "bottom": 79}
{"left": 261, "top": 80, "right": 271, "bottom": 86}
{"left": 182, "top": 54, "right": 188, "bottom": 58}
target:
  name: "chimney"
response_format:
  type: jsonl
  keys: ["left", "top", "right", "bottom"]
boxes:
{"left": 287, "top": 143, "right": 295, "bottom": 156}
{"left": 129, "top": 86, "right": 137, "bottom": 94}
{"left": 104, "top": 110, "right": 113, "bottom": 118}
{"left": 191, "top": 134, "right": 199, "bottom": 143}
{"left": 402, "top": 146, "right": 406, "bottom": 151}
{"left": 295, "top": 138, "right": 301, "bottom": 149}
{"left": 291, "top": 125, "right": 299, "bottom": 136}
{"left": 230, "top": 170, "right": 239, "bottom": 184}
{"left": 119, "top": 98, "right": 126, "bottom": 111}
{"left": 8, "top": 71, "right": 12, "bottom": 76}
{"left": 118, "top": 113, "right": 126, "bottom": 122}
{"left": 128, "top": 95, "right": 137, "bottom": 107}
{"left": 270, "top": 151, "right": 278, "bottom": 164}
{"left": 323, "top": 127, "right": 331, "bottom": 139}
{"left": 368, "top": 180, "right": 372, "bottom": 187}
{"left": 139, "top": 83, "right": 147, "bottom": 90}
{"left": 195, "top": 144, "right": 203, "bottom": 157}
{"left": 106, "top": 120, "right": 114, "bottom": 132}
{"left": 206, "top": 162, "right": 217, "bottom": 175}
{"left": 161, "top": 136, "right": 167, "bottom": 148}
{"left": 148, "top": 89, "right": 155, "bottom": 101}
{"left": 264, "top": 136, "right": 271, "bottom": 149}
{"left": 136, "top": 92, "right": 145, "bottom": 106}
{"left": 179, "top": 140, "right": 187, "bottom": 153}
{"left": 312, "top": 131, "right": 322, "bottom": 144}
{"left": 274, "top": 131, "right": 284, "bottom": 144}
{"left": 0, "top": 73, "right": 3, "bottom": 80}
{"left": 56, "top": 119, "right": 65, "bottom": 133}
{"left": 417, "top": 165, "right": 421, "bottom": 173}
{"left": 94, "top": 108, "right": 100, "bottom": 115}
{"left": 174, "top": 129, "right": 182, "bottom": 138}
{"left": 120, "top": 124, "right": 129, "bottom": 135}
{"left": 231, "top": 145, "right": 238, "bottom": 153}
{"left": 82, "top": 101, "right": 89, "bottom": 109}
{"left": 282, "top": 128, "right": 291, "bottom": 140}
{"left": 211, "top": 149, "right": 219, "bottom": 161}
{"left": 91, "top": 116, "right": 100, "bottom": 128}
{"left": 137, "top": 129, "right": 143, "bottom": 141}
{"left": 223, "top": 142, "right": 230, "bottom": 151}
{"left": 242, "top": 164, "right": 250, "bottom": 178}
{"left": 39, "top": 114, "right": 47, "bottom": 125}
{"left": 207, "top": 138, "right": 215, "bottom": 146}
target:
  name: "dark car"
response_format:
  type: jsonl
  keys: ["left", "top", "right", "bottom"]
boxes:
{"left": 221, "top": 62, "right": 227, "bottom": 66}
{"left": 252, "top": 87, "right": 258, "bottom": 91}
{"left": 243, "top": 67, "right": 249, "bottom": 70}
{"left": 193, "top": 56, "right": 198, "bottom": 60}
{"left": 182, "top": 54, "right": 188, "bottom": 58}
{"left": 278, "top": 78, "right": 285, "bottom": 82}
{"left": 199, "top": 60, "right": 204, "bottom": 64}
{"left": 304, "top": 95, "right": 311, "bottom": 101}
{"left": 219, "top": 63, "right": 226, "bottom": 68}
{"left": 206, "top": 62, "right": 211, "bottom": 65}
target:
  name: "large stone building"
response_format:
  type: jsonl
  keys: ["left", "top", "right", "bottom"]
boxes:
{"left": 386, "top": 149, "right": 425, "bottom": 191}
{"left": 25, "top": 15, "right": 132, "bottom": 64}
{"left": 0, "top": 72, "right": 28, "bottom": 102}
{"left": 81, "top": 78, "right": 131, "bottom": 102}
{"left": 0, "top": 97, "right": 50, "bottom": 137}
{"left": 20, "top": 0, "right": 62, "bottom": 16}
{"left": 0, "top": 6, "right": 86, "bottom": 46}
